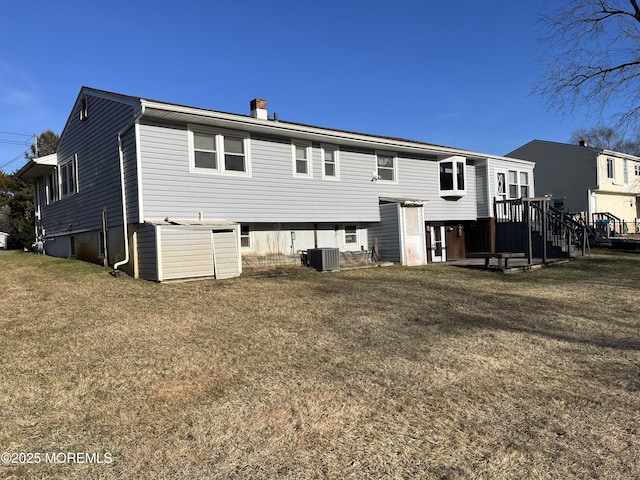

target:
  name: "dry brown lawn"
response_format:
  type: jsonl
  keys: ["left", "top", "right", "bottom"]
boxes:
{"left": 0, "top": 250, "right": 638, "bottom": 479}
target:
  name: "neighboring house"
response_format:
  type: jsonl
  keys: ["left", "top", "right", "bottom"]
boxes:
{"left": 0, "top": 231, "right": 8, "bottom": 249}
{"left": 18, "top": 87, "right": 535, "bottom": 281}
{"left": 507, "top": 140, "right": 640, "bottom": 233}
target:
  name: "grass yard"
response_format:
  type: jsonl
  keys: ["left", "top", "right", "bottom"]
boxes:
{"left": 0, "top": 250, "right": 638, "bottom": 479}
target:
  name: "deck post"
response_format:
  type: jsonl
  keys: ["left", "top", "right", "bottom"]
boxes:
{"left": 524, "top": 199, "right": 533, "bottom": 265}
{"left": 541, "top": 200, "right": 547, "bottom": 264}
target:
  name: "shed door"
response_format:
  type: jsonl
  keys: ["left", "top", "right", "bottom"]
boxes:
{"left": 212, "top": 230, "right": 240, "bottom": 279}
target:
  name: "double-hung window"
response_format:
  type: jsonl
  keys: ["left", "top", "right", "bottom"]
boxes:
{"left": 635, "top": 163, "right": 640, "bottom": 176}
{"left": 292, "top": 141, "right": 312, "bottom": 177}
{"left": 519, "top": 172, "right": 529, "bottom": 198}
{"left": 321, "top": 144, "right": 339, "bottom": 180}
{"left": 607, "top": 158, "right": 615, "bottom": 179}
{"left": 376, "top": 152, "right": 396, "bottom": 182}
{"left": 623, "top": 159, "right": 629, "bottom": 184}
{"left": 439, "top": 156, "right": 466, "bottom": 196}
{"left": 59, "top": 155, "right": 78, "bottom": 199}
{"left": 344, "top": 225, "right": 358, "bottom": 245}
{"left": 508, "top": 170, "right": 519, "bottom": 198}
{"left": 45, "top": 170, "right": 58, "bottom": 204}
{"left": 240, "top": 225, "right": 251, "bottom": 248}
{"left": 190, "top": 127, "right": 250, "bottom": 175}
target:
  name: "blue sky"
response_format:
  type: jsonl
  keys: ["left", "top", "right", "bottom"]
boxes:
{"left": 0, "top": 1, "right": 596, "bottom": 173}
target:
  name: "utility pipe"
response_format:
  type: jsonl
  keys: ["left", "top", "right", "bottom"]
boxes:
{"left": 113, "top": 106, "right": 145, "bottom": 274}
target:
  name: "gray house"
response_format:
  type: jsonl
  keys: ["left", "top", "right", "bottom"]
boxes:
{"left": 18, "top": 87, "right": 535, "bottom": 280}
{"left": 507, "top": 140, "right": 640, "bottom": 232}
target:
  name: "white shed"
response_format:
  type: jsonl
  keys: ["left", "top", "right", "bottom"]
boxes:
{"left": 0, "top": 232, "right": 8, "bottom": 250}
{"left": 135, "top": 221, "right": 241, "bottom": 282}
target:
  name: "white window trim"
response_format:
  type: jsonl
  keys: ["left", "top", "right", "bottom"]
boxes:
{"left": 623, "top": 159, "right": 629, "bottom": 185}
{"left": 45, "top": 169, "right": 58, "bottom": 205}
{"left": 59, "top": 154, "right": 78, "bottom": 200}
{"left": 375, "top": 151, "right": 398, "bottom": 184}
{"left": 188, "top": 125, "right": 252, "bottom": 176}
{"left": 344, "top": 225, "right": 358, "bottom": 246}
{"left": 519, "top": 171, "right": 530, "bottom": 198}
{"left": 635, "top": 163, "right": 640, "bottom": 176}
{"left": 292, "top": 140, "right": 313, "bottom": 178}
{"left": 240, "top": 224, "right": 251, "bottom": 249}
{"left": 321, "top": 143, "right": 340, "bottom": 180}
{"left": 607, "top": 158, "right": 615, "bottom": 179}
{"left": 438, "top": 155, "right": 466, "bottom": 197}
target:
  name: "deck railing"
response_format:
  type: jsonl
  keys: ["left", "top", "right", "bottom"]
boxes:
{"left": 494, "top": 197, "right": 588, "bottom": 262}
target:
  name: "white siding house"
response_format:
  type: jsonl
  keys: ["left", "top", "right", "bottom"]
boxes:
{"left": 18, "top": 87, "right": 535, "bottom": 280}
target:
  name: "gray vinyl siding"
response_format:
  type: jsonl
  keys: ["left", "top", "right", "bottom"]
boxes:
{"left": 368, "top": 203, "right": 401, "bottom": 263}
{"left": 138, "top": 122, "right": 478, "bottom": 224}
{"left": 40, "top": 94, "right": 136, "bottom": 236}
{"left": 122, "top": 127, "right": 140, "bottom": 223}
{"left": 137, "top": 223, "right": 158, "bottom": 281}
{"left": 507, "top": 141, "right": 596, "bottom": 213}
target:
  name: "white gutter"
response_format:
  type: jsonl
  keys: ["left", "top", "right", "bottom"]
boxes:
{"left": 113, "top": 105, "right": 145, "bottom": 273}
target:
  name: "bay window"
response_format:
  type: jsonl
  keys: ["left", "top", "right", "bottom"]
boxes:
{"left": 439, "top": 156, "right": 466, "bottom": 196}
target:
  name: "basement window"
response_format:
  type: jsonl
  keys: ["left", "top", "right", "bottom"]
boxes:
{"left": 240, "top": 225, "right": 251, "bottom": 248}
{"left": 344, "top": 225, "right": 358, "bottom": 245}
{"left": 438, "top": 156, "right": 466, "bottom": 197}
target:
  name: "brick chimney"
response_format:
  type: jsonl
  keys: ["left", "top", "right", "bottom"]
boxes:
{"left": 579, "top": 139, "right": 588, "bottom": 147}
{"left": 250, "top": 98, "right": 268, "bottom": 120}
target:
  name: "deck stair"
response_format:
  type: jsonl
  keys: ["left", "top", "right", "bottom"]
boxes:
{"left": 494, "top": 197, "right": 588, "bottom": 263}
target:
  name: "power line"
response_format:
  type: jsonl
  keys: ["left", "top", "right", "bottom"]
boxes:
{"left": 0, "top": 131, "right": 32, "bottom": 137}
{"left": 0, "top": 150, "right": 30, "bottom": 171}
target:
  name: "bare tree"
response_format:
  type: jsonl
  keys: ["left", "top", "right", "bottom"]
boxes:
{"left": 535, "top": 1, "right": 640, "bottom": 132}
{"left": 570, "top": 125, "right": 640, "bottom": 155}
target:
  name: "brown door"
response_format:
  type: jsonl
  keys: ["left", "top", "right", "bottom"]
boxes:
{"left": 445, "top": 225, "right": 466, "bottom": 259}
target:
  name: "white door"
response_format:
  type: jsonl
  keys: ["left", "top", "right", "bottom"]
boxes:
{"left": 429, "top": 225, "right": 446, "bottom": 263}
{"left": 402, "top": 207, "right": 426, "bottom": 265}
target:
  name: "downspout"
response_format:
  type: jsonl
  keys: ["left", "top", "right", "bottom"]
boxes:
{"left": 113, "top": 105, "right": 145, "bottom": 275}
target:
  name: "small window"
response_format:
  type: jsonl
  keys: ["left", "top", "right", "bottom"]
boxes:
{"left": 292, "top": 141, "right": 312, "bottom": 177}
{"left": 508, "top": 170, "right": 518, "bottom": 198}
{"left": 344, "top": 225, "right": 357, "bottom": 245}
{"left": 376, "top": 152, "right": 396, "bottom": 182}
{"left": 240, "top": 225, "right": 251, "bottom": 248}
{"left": 439, "top": 156, "right": 466, "bottom": 196}
{"left": 607, "top": 158, "right": 615, "bottom": 179}
{"left": 520, "top": 172, "right": 529, "bottom": 198}
{"left": 635, "top": 164, "right": 640, "bottom": 176}
{"left": 46, "top": 170, "right": 58, "bottom": 204}
{"left": 623, "top": 159, "right": 629, "bottom": 184}
{"left": 497, "top": 172, "right": 506, "bottom": 196}
{"left": 322, "top": 145, "right": 339, "bottom": 180}
{"left": 80, "top": 97, "right": 89, "bottom": 121}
